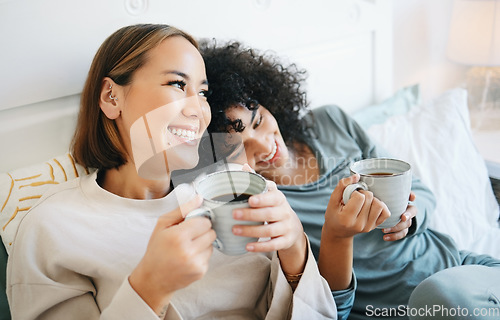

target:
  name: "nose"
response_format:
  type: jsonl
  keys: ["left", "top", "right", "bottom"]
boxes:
{"left": 181, "top": 95, "right": 205, "bottom": 118}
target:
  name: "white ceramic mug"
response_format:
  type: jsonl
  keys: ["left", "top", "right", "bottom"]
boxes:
{"left": 343, "top": 158, "right": 412, "bottom": 229}
{"left": 186, "top": 170, "right": 268, "bottom": 255}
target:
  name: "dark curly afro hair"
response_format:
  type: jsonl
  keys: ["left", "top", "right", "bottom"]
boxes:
{"left": 199, "top": 39, "right": 310, "bottom": 146}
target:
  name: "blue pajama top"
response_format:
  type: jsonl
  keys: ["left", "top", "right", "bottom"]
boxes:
{"left": 279, "top": 105, "right": 499, "bottom": 320}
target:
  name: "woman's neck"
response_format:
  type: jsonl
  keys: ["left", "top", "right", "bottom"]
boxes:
{"left": 98, "top": 163, "right": 172, "bottom": 200}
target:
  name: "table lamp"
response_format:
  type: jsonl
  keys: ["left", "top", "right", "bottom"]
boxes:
{"left": 447, "top": 0, "right": 500, "bottom": 130}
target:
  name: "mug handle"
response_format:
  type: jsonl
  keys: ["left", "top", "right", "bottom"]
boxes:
{"left": 184, "top": 208, "right": 223, "bottom": 250}
{"left": 342, "top": 181, "right": 368, "bottom": 205}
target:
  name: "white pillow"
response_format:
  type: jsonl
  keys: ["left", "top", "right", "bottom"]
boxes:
{"left": 366, "top": 88, "right": 500, "bottom": 256}
{"left": 0, "top": 153, "right": 91, "bottom": 253}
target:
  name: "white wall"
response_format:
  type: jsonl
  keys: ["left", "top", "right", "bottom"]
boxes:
{"left": 392, "top": 0, "right": 469, "bottom": 102}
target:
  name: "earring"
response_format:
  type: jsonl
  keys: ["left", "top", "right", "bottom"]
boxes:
{"left": 108, "top": 83, "right": 118, "bottom": 101}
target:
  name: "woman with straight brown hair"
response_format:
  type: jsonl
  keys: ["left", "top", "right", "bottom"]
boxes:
{"left": 6, "top": 24, "right": 337, "bottom": 319}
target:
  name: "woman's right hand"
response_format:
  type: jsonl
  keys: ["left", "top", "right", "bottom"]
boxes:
{"left": 129, "top": 195, "right": 216, "bottom": 315}
{"left": 318, "top": 174, "right": 391, "bottom": 290}
{"left": 324, "top": 174, "right": 390, "bottom": 239}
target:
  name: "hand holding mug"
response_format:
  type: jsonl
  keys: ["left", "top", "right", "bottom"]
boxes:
{"left": 343, "top": 158, "right": 412, "bottom": 229}
{"left": 323, "top": 174, "right": 391, "bottom": 239}
{"left": 382, "top": 192, "right": 417, "bottom": 241}
{"left": 129, "top": 197, "right": 216, "bottom": 311}
{"left": 232, "top": 179, "right": 307, "bottom": 275}
{"left": 186, "top": 170, "right": 268, "bottom": 255}
{"left": 232, "top": 180, "right": 305, "bottom": 252}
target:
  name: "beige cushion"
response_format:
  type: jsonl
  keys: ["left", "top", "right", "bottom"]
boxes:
{"left": 0, "top": 153, "right": 91, "bottom": 253}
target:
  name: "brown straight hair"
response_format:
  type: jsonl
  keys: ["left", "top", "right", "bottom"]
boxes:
{"left": 71, "top": 24, "right": 198, "bottom": 170}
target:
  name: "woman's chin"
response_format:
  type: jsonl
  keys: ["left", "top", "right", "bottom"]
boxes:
{"left": 166, "top": 151, "right": 200, "bottom": 171}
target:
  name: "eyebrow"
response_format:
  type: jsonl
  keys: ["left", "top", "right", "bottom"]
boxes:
{"left": 250, "top": 105, "right": 260, "bottom": 124}
{"left": 161, "top": 70, "right": 208, "bottom": 85}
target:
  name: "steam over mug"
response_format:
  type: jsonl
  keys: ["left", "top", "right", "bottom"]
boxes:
{"left": 342, "top": 158, "right": 412, "bottom": 229}
{"left": 186, "top": 170, "right": 268, "bottom": 255}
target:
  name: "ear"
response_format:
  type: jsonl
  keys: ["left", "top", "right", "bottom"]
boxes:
{"left": 99, "top": 77, "right": 121, "bottom": 120}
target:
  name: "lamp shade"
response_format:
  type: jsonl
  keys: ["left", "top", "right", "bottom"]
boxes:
{"left": 447, "top": 0, "right": 500, "bottom": 66}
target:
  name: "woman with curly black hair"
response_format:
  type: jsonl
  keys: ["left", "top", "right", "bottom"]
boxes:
{"left": 203, "top": 41, "right": 308, "bottom": 147}
{"left": 200, "top": 40, "right": 500, "bottom": 320}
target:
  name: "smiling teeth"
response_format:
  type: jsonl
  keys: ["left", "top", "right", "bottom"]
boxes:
{"left": 169, "top": 128, "right": 196, "bottom": 141}
{"left": 262, "top": 141, "right": 277, "bottom": 162}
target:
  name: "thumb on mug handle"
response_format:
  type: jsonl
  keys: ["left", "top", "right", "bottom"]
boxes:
{"left": 185, "top": 207, "right": 214, "bottom": 222}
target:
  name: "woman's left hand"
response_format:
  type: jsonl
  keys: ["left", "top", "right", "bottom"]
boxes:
{"left": 381, "top": 192, "right": 417, "bottom": 241}
{"left": 231, "top": 180, "right": 307, "bottom": 273}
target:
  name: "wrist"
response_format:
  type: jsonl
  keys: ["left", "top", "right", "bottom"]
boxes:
{"left": 129, "top": 269, "right": 173, "bottom": 316}
{"left": 278, "top": 232, "right": 308, "bottom": 276}
{"left": 283, "top": 271, "right": 303, "bottom": 291}
{"left": 318, "top": 230, "right": 354, "bottom": 290}
{"left": 321, "top": 224, "right": 356, "bottom": 243}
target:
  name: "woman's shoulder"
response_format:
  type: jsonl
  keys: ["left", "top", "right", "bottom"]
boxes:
{"left": 20, "top": 177, "right": 85, "bottom": 226}
{"left": 303, "top": 104, "right": 355, "bottom": 136}
{"left": 311, "top": 104, "right": 343, "bottom": 115}
{"left": 310, "top": 105, "right": 351, "bottom": 124}
{"left": 8, "top": 177, "right": 87, "bottom": 253}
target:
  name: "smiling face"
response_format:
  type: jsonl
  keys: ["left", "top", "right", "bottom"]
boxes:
{"left": 116, "top": 36, "right": 211, "bottom": 177}
{"left": 224, "top": 105, "right": 290, "bottom": 180}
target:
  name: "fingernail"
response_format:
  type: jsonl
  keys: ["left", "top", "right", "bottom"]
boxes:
{"left": 249, "top": 196, "right": 259, "bottom": 205}
{"left": 246, "top": 244, "right": 254, "bottom": 251}
{"left": 383, "top": 235, "right": 390, "bottom": 241}
{"left": 233, "top": 227, "right": 242, "bottom": 235}
{"left": 233, "top": 210, "right": 243, "bottom": 219}
{"left": 382, "top": 228, "right": 390, "bottom": 233}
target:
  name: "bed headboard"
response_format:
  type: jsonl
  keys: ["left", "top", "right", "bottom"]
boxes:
{"left": 0, "top": 0, "right": 393, "bottom": 173}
